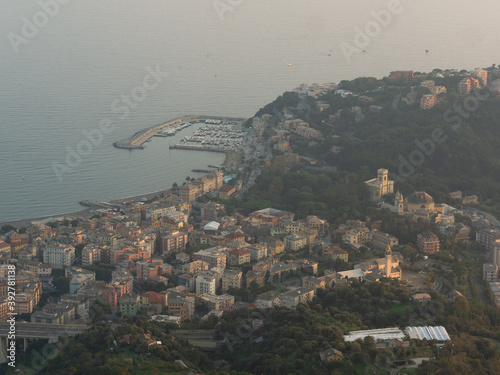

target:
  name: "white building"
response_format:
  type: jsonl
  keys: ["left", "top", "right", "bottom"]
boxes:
{"left": 43, "top": 243, "right": 75, "bottom": 269}
{"left": 195, "top": 275, "right": 216, "bottom": 295}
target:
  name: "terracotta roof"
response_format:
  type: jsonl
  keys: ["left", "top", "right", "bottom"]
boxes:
{"left": 407, "top": 191, "right": 434, "bottom": 204}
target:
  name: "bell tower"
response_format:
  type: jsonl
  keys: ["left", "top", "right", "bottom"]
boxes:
{"left": 385, "top": 245, "right": 392, "bottom": 277}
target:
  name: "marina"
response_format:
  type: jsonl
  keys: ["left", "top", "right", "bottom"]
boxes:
{"left": 170, "top": 122, "right": 248, "bottom": 152}
{"left": 113, "top": 116, "right": 246, "bottom": 150}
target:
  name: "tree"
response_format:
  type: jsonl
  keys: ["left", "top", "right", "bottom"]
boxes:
{"left": 89, "top": 298, "right": 111, "bottom": 323}
{"left": 0, "top": 225, "right": 16, "bottom": 234}
{"left": 53, "top": 276, "right": 70, "bottom": 294}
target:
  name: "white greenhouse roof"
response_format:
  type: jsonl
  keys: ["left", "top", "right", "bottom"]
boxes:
{"left": 405, "top": 326, "right": 451, "bottom": 342}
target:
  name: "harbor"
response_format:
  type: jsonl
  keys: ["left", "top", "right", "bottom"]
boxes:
{"left": 170, "top": 121, "right": 248, "bottom": 152}
{"left": 113, "top": 115, "right": 246, "bottom": 150}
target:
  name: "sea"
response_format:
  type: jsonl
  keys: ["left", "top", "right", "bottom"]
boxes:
{"left": 1, "top": 0, "right": 500, "bottom": 222}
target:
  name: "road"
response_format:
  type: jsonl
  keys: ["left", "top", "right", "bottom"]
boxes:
{"left": 0, "top": 322, "right": 89, "bottom": 339}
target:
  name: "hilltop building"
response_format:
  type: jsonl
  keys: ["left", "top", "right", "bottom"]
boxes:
{"left": 365, "top": 169, "right": 394, "bottom": 201}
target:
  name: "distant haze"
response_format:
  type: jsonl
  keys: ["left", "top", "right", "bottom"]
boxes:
{"left": 1, "top": 0, "right": 499, "bottom": 221}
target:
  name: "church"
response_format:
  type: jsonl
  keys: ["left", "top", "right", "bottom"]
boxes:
{"left": 387, "top": 191, "right": 445, "bottom": 222}
{"left": 355, "top": 246, "right": 402, "bottom": 281}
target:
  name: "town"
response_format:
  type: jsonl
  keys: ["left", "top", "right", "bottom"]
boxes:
{"left": 1, "top": 66, "right": 500, "bottom": 374}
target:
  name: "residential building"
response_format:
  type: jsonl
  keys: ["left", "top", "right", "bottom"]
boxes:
{"left": 246, "top": 270, "right": 267, "bottom": 288}
{"left": 102, "top": 280, "right": 131, "bottom": 309}
{"left": 31, "top": 310, "right": 64, "bottom": 324}
{"left": 430, "top": 86, "right": 447, "bottom": 95}
{"left": 388, "top": 70, "right": 414, "bottom": 82}
{"left": 136, "top": 258, "right": 172, "bottom": 279}
{"left": 417, "top": 231, "right": 440, "bottom": 254}
{"left": 162, "top": 231, "right": 188, "bottom": 254}
{"left": 420, "top": 94, "right": 437, "bottom": 110}
{"left": 219, "top": 185, "right": 237, "bottom": 200}
{"left": 371, "top": 230, "right": 399, "bottom": 250}
{"left": 227, "top": 249, "right": 251, "bottom": 266}
{"left": 66, "top": 267, "right": 96, "bottom": 294}
{"left": 247, "top": 244, "right": 268, "bottom": 261}
{"left": 195, "top": 275, "right": 217, "bottom": 295}
{"left": 319, "top": 348, "right": 344, "bottom": 363}
{"left": 167, "top": 293, "right": 195, "bottom": 321}
{"left": 280, "top": 287, "right": 315, "bottom": 309}
{"left": 284, "top": 234, "right": 307, "bottom": 251}
{"left": 0, "top": 297, "right": 8, "bottom": 321}
{"left": 267, "top": 237, "right": 285, "bottom": 256}
{"left": 343, "top": 227, "right": 372, "bottom": 247}
{"left": 365, "top": 169, "right": 394, "bottom": 201}
{"left": 200, "top": 202, "right": 223, "bottom": 222}
{"left": 306, "top": 215, "right": 329, "bottom": 234}
{"left": 42, "top": 243, "right": 75, "bottom": 268}
{"left": 120, "top": 294, "right": 140, "bottom": 316}
{"left": 181, "top": 261, "right": 209, "bottom": 274}
{"left": 476, "top": 229, "right": 500, "bottom": 252}
{"left": 192, "top": 247, "right": 227, "bottom": 268}
{"left": 221, "top": 268, "right": 242, "bottom": 291}
{"left": 12, "top": 282, "right": 42, "bottom": 314}
{"left": 302, "top": 276, "right": 326, "bottom": 290}
{"left": 256, "top": 290, "right": 282, "bottom": 309}
{"left": 458, "top": 77, "right": 481, "bottom": 95}
{"left": 82, "top": 245, "right": 104, "bottom": 267}
{"left": 329, "top": 247, "right": 349, "bottom": 262}
{"left": 179, "top": 183, "right": 199, "bottom": 202}
{"left": 199, "top": 294, "right": 235, "bottom": 311}
{"left": 488, "top": 281, "right": 500, "bottom": 308}
{"left": 483, "top": 263, "right": 499, "bottom": 281}
{"left": 420, "top": 80, "right": 435, "bottom": 89}
{"left": 472, "top": 68, "right": 488, "bottom": 86}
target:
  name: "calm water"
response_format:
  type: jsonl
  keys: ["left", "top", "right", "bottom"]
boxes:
{"left": 1, "top": 0, "right": 500, "bottom": 222}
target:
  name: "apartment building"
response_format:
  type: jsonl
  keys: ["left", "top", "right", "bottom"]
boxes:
{"left": 195, "top": 275, "right": 217, "bottom": 295}
{"left": 162, "top": 231, "right": 188, "bottom": 254}
{"left": 371, "top": 230, "right": 399, "bottom": 250}
{"left": 420, "top": 94, "right": 437, "bottom": 110}
{"left": 227, "top": 249, "right": 251, "bottom": 266}
{"left": 192, "top": 247, "right": 227, "bottom": 268}
{"left": 102, "top": 280, "right": 132, "bottom": 309}
{"left": 199, "top": 294, "right": 235, "bottom": 311}
{"left": 417, "top": 231, "right": 440, "bottom": 254}
{"left": 221, "top": 268, "right": 242, "bottom": 291}
{"left": 42, "top": 243, "right": 75, "bottom": 268}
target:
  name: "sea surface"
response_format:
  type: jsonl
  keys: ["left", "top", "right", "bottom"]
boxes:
{"left": 1, "top": 0, "right": 500, "bottom": 222}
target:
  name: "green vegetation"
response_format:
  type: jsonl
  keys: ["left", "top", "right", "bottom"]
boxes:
{"left": 83, "top": 262, "right": 115, "bottom": 283}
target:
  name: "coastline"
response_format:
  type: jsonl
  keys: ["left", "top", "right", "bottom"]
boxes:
{"left": 0, "top": 150, "right": 242, "bottom": 229}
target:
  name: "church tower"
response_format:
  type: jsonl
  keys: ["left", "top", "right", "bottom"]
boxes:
{"left": 385, "top": 245, "right": 392, "bottom": 278}
{"left": 394, "top": 191, "right": 404, "bottom": 215}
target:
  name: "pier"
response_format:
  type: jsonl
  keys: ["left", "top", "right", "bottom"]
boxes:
{"left": 113, "top": 115, "right": 246, "bottom": 150}
{"left": 170, "top": 144, "right": 231, "bottom": 152}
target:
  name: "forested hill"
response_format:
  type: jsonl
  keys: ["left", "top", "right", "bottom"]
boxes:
{"left": 251, "top": 69, "right": 500, "bottom": 216}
